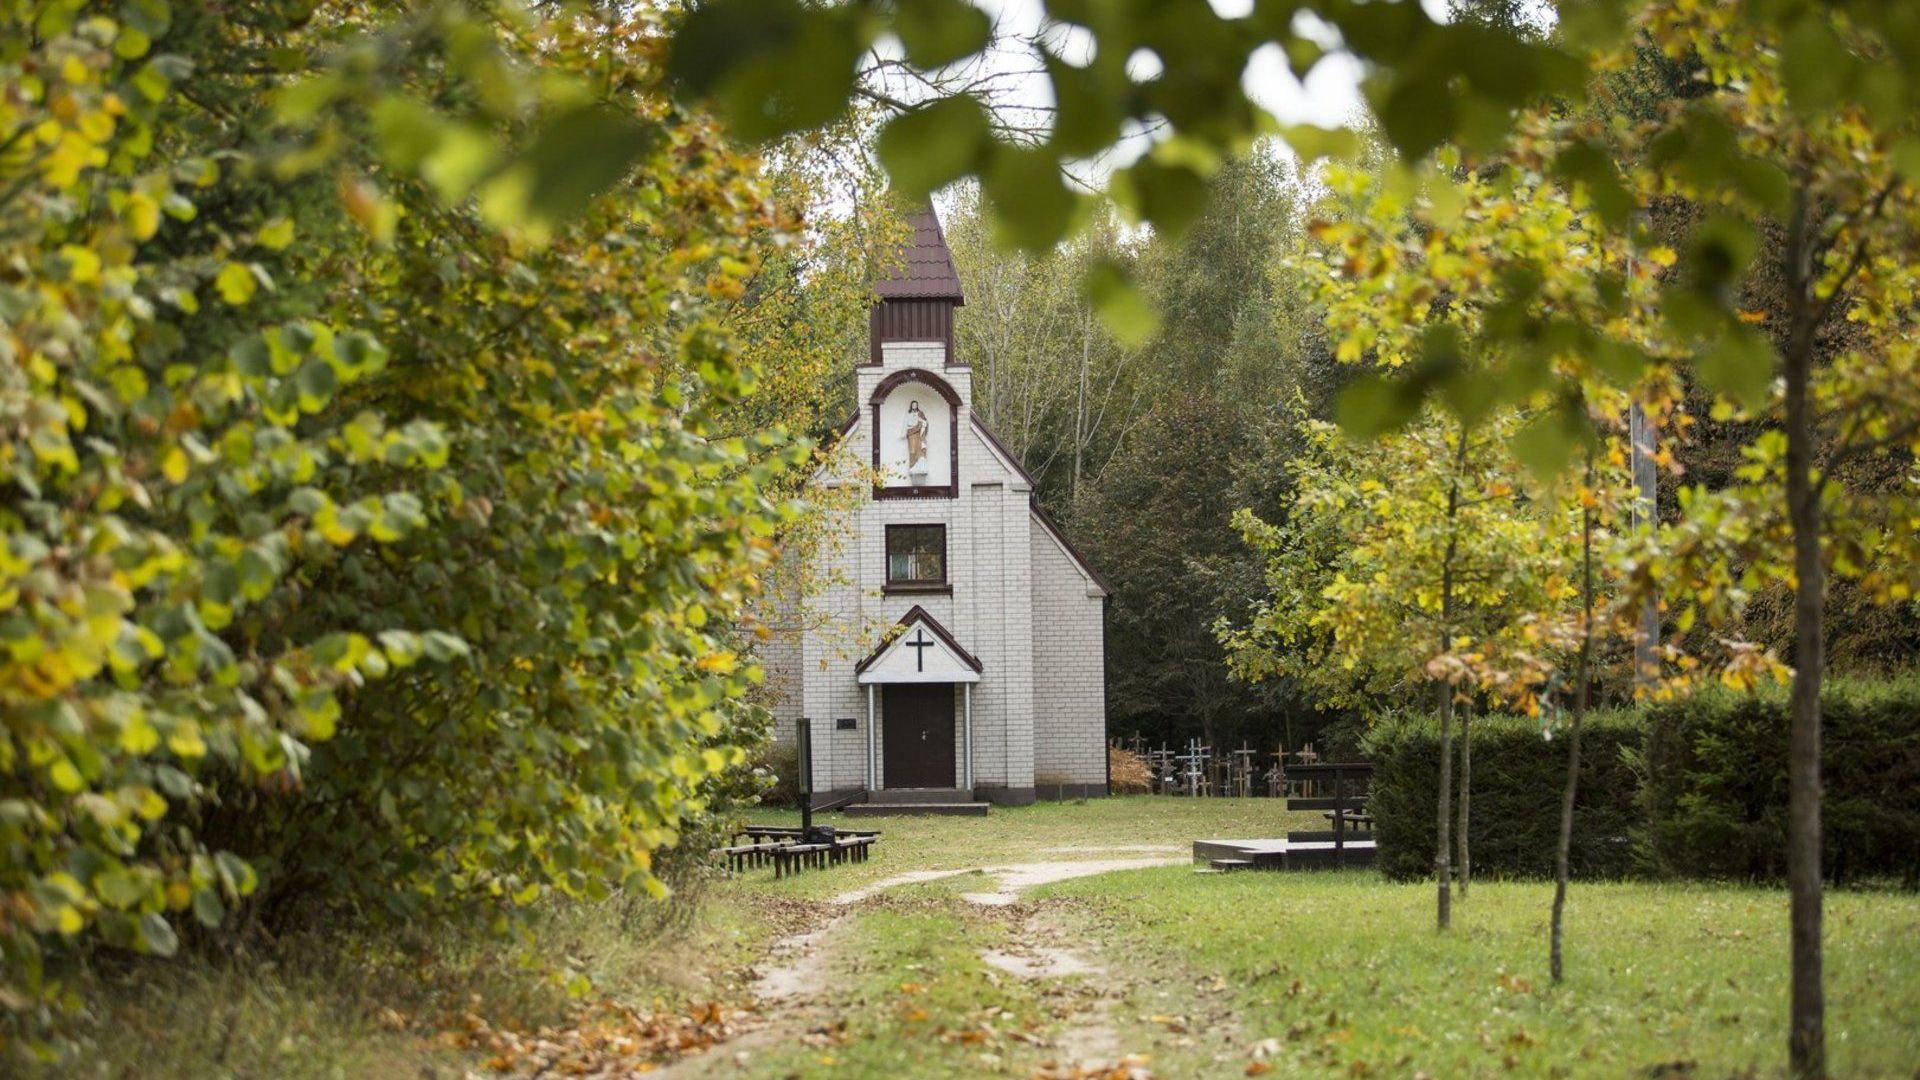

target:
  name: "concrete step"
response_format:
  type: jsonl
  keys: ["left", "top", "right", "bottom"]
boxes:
{"left": 867, "top": 788, "right": 975, "bottom": 805}
{"left": 844, "top": 801, "right": 990, "bottom": 817}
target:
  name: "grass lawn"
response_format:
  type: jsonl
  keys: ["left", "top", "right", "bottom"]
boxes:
{"left": 43, "top": 798, "right": 1920, "bottom": 1078}
{"left": 739, "top": 794, "right": 1322, "bottom": 900}
{"left": 1043, "top": 867, "right": 1920, "bottom": 1078}
{"left": 738, "top": 798, "right": 1920, "bottom": 1078}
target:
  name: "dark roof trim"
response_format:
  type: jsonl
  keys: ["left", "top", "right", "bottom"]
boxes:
{"left": 1029, "top": 498, "right": 1114, "bottom": 598}
{"left": 967, "top": 413, "right": 1037, "bottom": 487}
{"left": 965, "top": 412, "right": 1109, "bottom": 595}
{"left": 853, "top": 604, "right": 985, "bottom": 674}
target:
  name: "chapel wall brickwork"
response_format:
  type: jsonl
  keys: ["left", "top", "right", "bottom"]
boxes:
{"left": 1029, "top": 525, "right": 1108, "bottom": 789}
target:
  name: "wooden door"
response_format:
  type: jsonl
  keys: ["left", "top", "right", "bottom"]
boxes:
{"left": 882, "top": 683, "right": 955, "bottom": 788}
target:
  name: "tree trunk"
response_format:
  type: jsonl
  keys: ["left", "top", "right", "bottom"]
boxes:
{"left": 1435, "top": 672, "right": 1453, "bottom": 931}
{"left": 1551, "top": 457, "right": 1596, "bottom": 984}
{"left": 1433, "top": 426, "right": 1467, "bottom": 932}
{"left": 1629, "top": 402, "right": 1661, "bottom": 687}
{"left": 1782, "top": 192, "right": 1826, "bottom": 1080}
{"left": 1073, "top": 308, "right": 1090, "bottom": 500}
{"left": 1457, "top": 702, "right": 1471, "bottom": 900}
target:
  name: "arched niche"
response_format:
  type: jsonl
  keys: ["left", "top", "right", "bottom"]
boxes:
{"left": 870, "top": 368, "right": 959, "bottom": 498}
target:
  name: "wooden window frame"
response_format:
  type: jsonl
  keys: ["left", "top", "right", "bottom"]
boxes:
{"left": 884, "top": 523, "right": 951, "bottom": 594}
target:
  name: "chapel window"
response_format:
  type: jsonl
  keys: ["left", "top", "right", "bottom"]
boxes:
{"left": 886, "top": 524, "right": 946, "bottom": 585}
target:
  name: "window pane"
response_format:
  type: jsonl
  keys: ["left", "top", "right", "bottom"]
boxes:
{"left": 887, "top": 526, "right": 944, "bottom": 582}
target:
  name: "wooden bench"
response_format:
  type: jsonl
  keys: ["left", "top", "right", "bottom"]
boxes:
{"left": 743, "top": 834, "right": 879, "bottom": 879}
{"left": 1284, "top": 763, "right": 1377, "bottom": 869}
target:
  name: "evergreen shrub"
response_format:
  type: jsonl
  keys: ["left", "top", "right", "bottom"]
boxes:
{"left": 1361, "top": 710, "right": 1646, "bottom": 882}
{"left": 1637, "top": 678, "right": 1920, "bottom": 885}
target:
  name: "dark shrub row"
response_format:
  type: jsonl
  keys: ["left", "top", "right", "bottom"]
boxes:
{"left": 1362, "top": 710, "right": 1644, "bottom": 881}
{"left": 1360, "top": 678, "right": 1920, "bottom": 885}
{"left": 1638, "top": 679, "right": 1920, "bottom": 885}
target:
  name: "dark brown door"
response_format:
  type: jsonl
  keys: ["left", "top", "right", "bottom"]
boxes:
{"left": 882, "top": 683, "right": 955, "bottom": 788}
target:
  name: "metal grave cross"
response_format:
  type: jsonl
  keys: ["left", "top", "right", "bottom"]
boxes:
{"left": 904, "top": 627, "right": 935, "bottom": 672}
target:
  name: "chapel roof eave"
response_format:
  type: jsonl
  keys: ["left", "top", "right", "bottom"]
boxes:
{"left": 853, "top": 604, "right": 984, "bottom": 684}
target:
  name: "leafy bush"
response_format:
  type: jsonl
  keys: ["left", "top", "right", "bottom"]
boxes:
{"left": 751, "top": 742, "right": 802, "bottom": 809}
{"left": 1637, "top": 679, "right": 1920, "bottom": 885}
{"left": 2, "top": 2, "right": 799, "bottom": 1051}
{"left": 1362, "top": 710, "right": 1645, "bottom": 882}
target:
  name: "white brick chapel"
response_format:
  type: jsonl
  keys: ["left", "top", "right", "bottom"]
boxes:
{"left": 764, "top": 208, "right": 1111, "bottom": 807}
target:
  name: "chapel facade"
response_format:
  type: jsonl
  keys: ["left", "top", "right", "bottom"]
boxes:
{"left": 763, "top": 208, "right": 1111, "bottom": 807}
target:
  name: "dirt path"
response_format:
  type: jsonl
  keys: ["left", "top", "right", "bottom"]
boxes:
{"left": 651, "top": 853, "right": 1182, "bottom": 1077}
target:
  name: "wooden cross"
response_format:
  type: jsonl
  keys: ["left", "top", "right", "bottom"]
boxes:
{"left": 1176, "top": 739, "right": 1211, "bottom": 797}
{"left": 1233, "top": 745, "right": 1256, "bottom": 797}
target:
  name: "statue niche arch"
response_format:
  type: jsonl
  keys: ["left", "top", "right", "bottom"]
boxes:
{"left": 870, "top": 368, "right": 960, "bottom": 498}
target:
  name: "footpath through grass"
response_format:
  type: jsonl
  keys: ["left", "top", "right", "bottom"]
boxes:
{"left": 738, "top": 797, "right": 1920, "bottom": 1078}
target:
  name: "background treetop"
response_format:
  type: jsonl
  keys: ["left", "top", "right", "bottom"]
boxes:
{"left": 666, "top": 0, "right": 1920, "bottom": 472}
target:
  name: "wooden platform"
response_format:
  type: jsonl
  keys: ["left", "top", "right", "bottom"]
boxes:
{"left": 844, "top": 801, "right": 989, "bottom": 817}
{"left": 1192, "top": 837, "right": 1377, "bottom": 870}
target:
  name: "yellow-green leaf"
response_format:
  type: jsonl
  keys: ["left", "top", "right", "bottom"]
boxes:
{"left": 216, "top": 261, "right": 257, "bottom": 305}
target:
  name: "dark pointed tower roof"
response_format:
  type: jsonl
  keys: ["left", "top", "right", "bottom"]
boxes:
{"left": 868, "top": 207, "right": 965, "bottom": 366}
{"left": 875, "top": 208, "right": 965, "bottom": 305}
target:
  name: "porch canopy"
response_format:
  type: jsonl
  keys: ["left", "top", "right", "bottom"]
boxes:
{"left": 854, "top": 605, "right": 981, "bottom": 684}
{"left": 853, "top": 606, "right": 981, "bottom": 790}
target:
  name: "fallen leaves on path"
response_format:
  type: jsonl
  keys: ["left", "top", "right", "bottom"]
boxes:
{"left": 799, "top": 1019, "right": 852, "bottom": 1049}
{"left": 452, "top": 998, "right": 740, "bottom": 1078}
{"left": 1032, "top": 1053, "right": 1156, "bottom": 1079}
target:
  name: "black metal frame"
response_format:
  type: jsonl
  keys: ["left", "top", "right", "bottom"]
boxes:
{"left": 717, "top": 722, "right": 881, "bottom": 879}
{"left": 1283, "top": 762, "right": 1375, "bottom": 868}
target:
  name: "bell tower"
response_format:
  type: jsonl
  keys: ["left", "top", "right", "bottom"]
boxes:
{"left": 869, "top": 208, "right": 966, "bottom": 366}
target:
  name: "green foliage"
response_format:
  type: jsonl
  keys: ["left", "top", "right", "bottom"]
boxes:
{"left": 1073, "top": 393, "right": 1281, "bottom": 750}
{"left": 2, "top": 1, "right": 800, "bottom": 1054}
{"left": 1362, "top": 682, "right": 1920, "bottom": 887}
{"left": 1224, "top": 412, "right": 1598, "bottom": 717}
{"left": 669, "top": 1, "right": 1920, "bottom": 516}
{"left": 1363, "top": 711, "right": 1646, "bottom": 882}
{"left": 666, "top": 0, "right": 1587, "bottom": 243}
{"left": 1637, "top": 680, "right": 1920, "bottom": 885}
{"left": 750, "top": 741, "right": 802, "bottom": 810}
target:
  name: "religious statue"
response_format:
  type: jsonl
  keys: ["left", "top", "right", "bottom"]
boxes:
{"left": 903, "top": 399, "right": 929, "bottom": 472}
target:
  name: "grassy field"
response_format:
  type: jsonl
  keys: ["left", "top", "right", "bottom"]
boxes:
{"left": 1042, "top": 867, "right": 1920, "bottom": 1078}
{"left": 43, "top": 797, "right": 1920, "bottom": 1078}
{"left": 728, "top": 798, "right": 1920, "bottom": 1079}
{"left": 42, "top": 888, "right": 777, "bottom": 1079}
{"left": 739, "top": 794, "right": 1321, "bottom": 899}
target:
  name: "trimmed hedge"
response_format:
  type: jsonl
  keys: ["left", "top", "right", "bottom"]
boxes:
{"left": 1362, "top": 711, "right": 1645, "bottom": 882}
{"left": 1638, "top": 678, "right": 1920, "bottom": 885}
{"left": 1359, "top": 679, "right": 1920, "bottom": 884}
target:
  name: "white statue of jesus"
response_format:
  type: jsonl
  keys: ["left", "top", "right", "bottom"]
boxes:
{"left": 903, "top": 400, "right": 929, "bottom": 472}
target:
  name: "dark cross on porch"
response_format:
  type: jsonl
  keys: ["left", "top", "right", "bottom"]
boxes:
{"left": 904, "top": 627, "right": 934, "bottom": 672}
